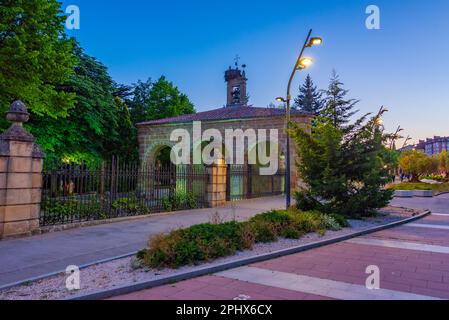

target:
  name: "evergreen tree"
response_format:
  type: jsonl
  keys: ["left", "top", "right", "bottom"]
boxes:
{"left": 290, "top": 111, "right": 393, "bottom": 217}
{"left": 0, "top": 0, "right": 76, "bottom": 130}
{"left": 321, "top": 71, "right": 359, "bottom": 129}
{"left": 294, "top": 74, "right": 323, "bottom": 114}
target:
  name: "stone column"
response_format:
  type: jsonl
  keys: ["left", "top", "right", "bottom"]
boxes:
{"left": 206, "top": 158, "right": 227, "bottom": 207}
{"left": 0, "top": 101, "right": 45, "bottom": 239}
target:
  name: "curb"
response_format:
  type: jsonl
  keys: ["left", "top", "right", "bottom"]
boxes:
{"left": 68, "top": 210, "right": 431, "bottom": 301}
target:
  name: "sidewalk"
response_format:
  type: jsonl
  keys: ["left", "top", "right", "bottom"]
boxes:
{"left": 391, "top": 193, "right": 449, "bottom": 214}
{"left": 0, "top": 196, "right": 286, "bottom": 288}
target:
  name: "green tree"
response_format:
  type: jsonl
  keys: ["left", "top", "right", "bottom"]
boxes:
{"left": 0, "top": 0, "right": 76, "bottom": 130}
{"left": 29, "top": 44, "right": 124, "bottom": 163}
{"left": 438, "top": 150, "right": 449, "bottom": 179}
{"left": 127, "top": 78, "right": 153, "bottom": 124}
{"left": 321, "top": 71, "right": 359, "bottom": 129}
{"left": 146, "top": 76, "right": 195, "bottom": 121}
{"left": 294, "top": 74, "right": 324, "bottom": 114}
{"left": 398, "top": 149, "right": 432, "bottom": 182}
{"left": 105, "top": 97, "right": 138, "bottom": 162}
{"left": 290, "top": 113, "right": 393, "bottom": 218}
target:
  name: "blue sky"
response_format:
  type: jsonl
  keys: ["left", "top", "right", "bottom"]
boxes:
{"left": 62, "top": 0, "right": 449, "bottom": 144}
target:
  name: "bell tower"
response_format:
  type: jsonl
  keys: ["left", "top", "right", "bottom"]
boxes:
{"left": 225, "top": 57, "right": 248, "bottom": 107}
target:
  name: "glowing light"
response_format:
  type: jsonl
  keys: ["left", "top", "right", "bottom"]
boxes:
{"left": 297, "top": 57, "right": 314, "bottom": 69}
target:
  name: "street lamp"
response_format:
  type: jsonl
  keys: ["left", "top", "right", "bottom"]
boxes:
{"left": 296, "top": 57, "right": 314, "bottom": 70}
{"left": 279, "top": 29, "right": 322, "bottom": 209}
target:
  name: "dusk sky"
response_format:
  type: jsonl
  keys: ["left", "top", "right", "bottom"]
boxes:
{"left": 62, "top": 0, "right": 449, "bottom": 144}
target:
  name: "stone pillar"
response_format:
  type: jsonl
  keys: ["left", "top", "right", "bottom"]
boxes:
{"left": 0, "top": 101, "right": 45, "bottom": 239}
{"left": 206, "top": 158, "right": 227, "bottom": 207}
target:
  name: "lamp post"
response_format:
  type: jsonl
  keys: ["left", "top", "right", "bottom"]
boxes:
{"left": 276, "top": 29, "right": 322, "bottom": 209}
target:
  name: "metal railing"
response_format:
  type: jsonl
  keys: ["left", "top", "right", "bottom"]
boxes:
{"left": 40, "top": 158, "right": 208, "bottom": 226}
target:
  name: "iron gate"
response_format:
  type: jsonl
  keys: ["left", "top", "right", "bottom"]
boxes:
{"left": 226, "top": 165, "right": 285, "bottom": 201}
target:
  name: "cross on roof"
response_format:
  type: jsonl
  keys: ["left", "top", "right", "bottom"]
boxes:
{"left": 234, "top": 54, "right": 240, "bottom": 67}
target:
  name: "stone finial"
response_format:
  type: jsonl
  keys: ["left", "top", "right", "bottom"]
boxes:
{"left": 6, "top": 100, "right": 30, "bottom": 125}
{"left": 0, "top": 100, "right": 34, "bottom": 142}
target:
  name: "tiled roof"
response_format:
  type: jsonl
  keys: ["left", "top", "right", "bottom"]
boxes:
{"left": 137, "top": 106, "right": 309, "bottom": 126}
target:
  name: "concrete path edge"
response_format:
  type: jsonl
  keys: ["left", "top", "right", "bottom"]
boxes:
{"left": 68, "top": 209, "right": 431, "bottom": 301}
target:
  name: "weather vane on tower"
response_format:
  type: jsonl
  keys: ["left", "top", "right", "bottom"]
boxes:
{"left": 234, "top": 54, "right": 240, "bottom": 67}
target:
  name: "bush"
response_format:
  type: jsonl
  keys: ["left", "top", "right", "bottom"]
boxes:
{"left": 140, "top": 208, "right": 350, "bottom": 269}
{"left": 320, "top": 214, "right": 342, "bottom": 231}
{"left": 281, "top": 227, "right": 303, "bottom": 239}
{"left": 144, "top": 222, "right": 243, "bottom": 268}
{"left": 252, "top": 220, "right": 277, "bottom": 243}
{"left": 41, "top": 195, "right": 107, "bottom": 223}
{"left": 329, "top": 213, "right": 350, "bottom": 228}
{"left": 111, "top": 196, "right": 149, "bottom": 215}
{"left": 163, "top": 190, "right": 198, "bottom": 212}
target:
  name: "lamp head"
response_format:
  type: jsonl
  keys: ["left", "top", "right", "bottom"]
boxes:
{"left": 297, "top": 57, "right": 314, "bottom": 70}
{"left": 307, "top": 37, "right": 323, "bottom": 47}
{"left": 276, "top": 97, "right": 286, "bottom": 103}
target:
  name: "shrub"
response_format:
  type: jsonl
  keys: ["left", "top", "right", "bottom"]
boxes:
{"left": 320, "top": 214, "right": 342, "bottom": 231}
{"left": 238, "top": 222, "right": 256, "bottom": 250}
{"left": 41, "top": 195, "right": 107, "bottom": 223}
{"left": 144, "top": 222, "right": 243, "bottom": 268}
{"left": 252, "top": 220, "right": 277, "bottom": 243}
{"left": 250, "top": 210, "right": 292, "bottom": 235}
{"left": 288, "top": 210, "right": 324, "bottom": 233}
{"left": 329, "top": 214, "right": 349, "bottom": 228}
{"left": 140, "top": 208, "right": 349, "bottom": 269}
{"left": 112, "top": 196, "right": 149, "bottom": 215}
{"left": 163, "top": 190, "right": 197, "bottom": 212}
{"left": 282, "top": 227, "right": 303, "bottom": 239}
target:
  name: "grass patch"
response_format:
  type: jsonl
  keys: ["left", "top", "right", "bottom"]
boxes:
{"left": 387, "top": 182, "right": 449, "bottom": 194}
{"left": 140, "top": 209, "right": 348, "bottom": 269}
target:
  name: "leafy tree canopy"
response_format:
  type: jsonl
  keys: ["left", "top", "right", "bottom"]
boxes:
{"left": 0, "top": 0, "right": 76, "bottom": 130}
{"left": 399, "top": 149, "right": 439, "bottom": 182}
{"left": 145, "top": 76, "right": 195, "bottom": 122}
{"left": 29, "top": 43, "right": 136, "bottom": 163}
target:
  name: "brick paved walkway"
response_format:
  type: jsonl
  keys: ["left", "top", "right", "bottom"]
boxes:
{"left": 112, "top": 213, "right": 449, "bottom": 300}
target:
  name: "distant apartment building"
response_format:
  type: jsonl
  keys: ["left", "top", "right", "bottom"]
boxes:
{"left": 413, "top": 136, "right": 449, "bottom": 155}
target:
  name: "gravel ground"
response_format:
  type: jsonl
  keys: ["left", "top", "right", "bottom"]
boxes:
{"left": 0, "top": 206, "right": 423, "bottom": 300}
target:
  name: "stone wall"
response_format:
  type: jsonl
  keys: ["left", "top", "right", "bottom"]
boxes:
{"left": 137, "top": 115, "right": 311, "bottom": 195}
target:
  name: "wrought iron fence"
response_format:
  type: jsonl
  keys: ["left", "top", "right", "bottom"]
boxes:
{"left": 226, "top": 164, "right": 285, "bottom": 201}
{"left": 40, "top": 158, "right": 208, "bottom": 226}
